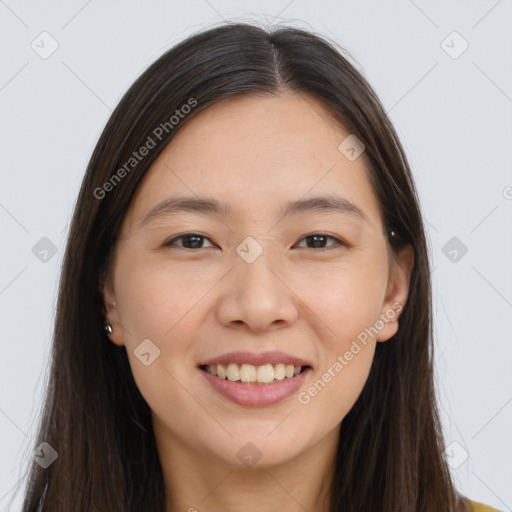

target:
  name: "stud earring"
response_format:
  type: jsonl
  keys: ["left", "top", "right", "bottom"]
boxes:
{"left": 105, "top": 324, "right": 113, "bottom": 334}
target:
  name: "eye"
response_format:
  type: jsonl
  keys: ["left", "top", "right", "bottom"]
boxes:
{"left": 163, "top": 233, "right": 215, "bottom": 250}
{"left": 163, "top": 232, "right": 346, "bottom": 251}
{"left": 294, "top": 233, "right": 345, "bottom": 250}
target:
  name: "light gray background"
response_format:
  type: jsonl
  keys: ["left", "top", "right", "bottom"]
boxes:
{"left": 1, "top": 1, "right": 511, "bottom": 510}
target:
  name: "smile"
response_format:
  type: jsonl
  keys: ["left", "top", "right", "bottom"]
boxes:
{"left": 199, "top": 364, "right": 312, "bottom": 407}
{"left": 201, "top": 362, "right": 309, "bottom": 384}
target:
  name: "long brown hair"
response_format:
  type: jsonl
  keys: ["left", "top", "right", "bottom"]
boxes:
{"left": 16, "top": 22, "right": 471, "bottom": 511}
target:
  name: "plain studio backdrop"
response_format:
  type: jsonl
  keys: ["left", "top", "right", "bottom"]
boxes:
{"left": 1, "top": 1, "right": 511, "bottom": 510}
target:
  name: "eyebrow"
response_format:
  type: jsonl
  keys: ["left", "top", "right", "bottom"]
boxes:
{"left": 139, "top": 194, "right": 367, "bottom": 228}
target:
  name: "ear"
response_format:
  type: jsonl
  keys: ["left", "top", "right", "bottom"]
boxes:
{"left": 376, "top": 243, "right": 414, "bottom": 342}
{"left": 100, "top": 276, "right": 126, "bottom": 347}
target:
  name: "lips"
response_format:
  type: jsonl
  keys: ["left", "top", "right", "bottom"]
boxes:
{"left": 197, "top": 350, "right": 313, "bottom": 407}
{"left": 199, "top": 365, "right": 312, "bottom": 407}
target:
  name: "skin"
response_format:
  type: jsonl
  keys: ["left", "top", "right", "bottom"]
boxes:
{"left": 102, "top": 92, "right": 414, "bottom": 512}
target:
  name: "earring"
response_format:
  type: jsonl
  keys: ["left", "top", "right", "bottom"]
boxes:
{"left": 105, "top": 324, "right": 113, "bottom": 334}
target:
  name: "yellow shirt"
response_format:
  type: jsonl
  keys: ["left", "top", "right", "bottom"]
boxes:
{"left": 469, "top": 499, "right": 501, "bottom": 512}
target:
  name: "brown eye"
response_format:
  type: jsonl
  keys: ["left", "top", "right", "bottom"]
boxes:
{"left": 295, "top": 233, "right": 345, "bottom": 250}
{"left": 163, "top": 233, "right": 215, "bottom": 249}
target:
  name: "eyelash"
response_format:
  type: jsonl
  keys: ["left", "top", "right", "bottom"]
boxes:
{"left": 163, "top": 232, "right": 347, "bottom": 251}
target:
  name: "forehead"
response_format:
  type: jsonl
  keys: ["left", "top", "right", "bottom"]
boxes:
{"left": 123, "top": 92, "right": 383, "bottom": 232}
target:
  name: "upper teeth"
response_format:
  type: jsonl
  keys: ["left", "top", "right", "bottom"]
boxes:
{"left": 206, "top": 363, "right": 303, "bottom": 383}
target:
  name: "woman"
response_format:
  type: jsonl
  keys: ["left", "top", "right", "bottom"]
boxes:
{"left": 19, "top": 22, "right": 498, "bottom": 511}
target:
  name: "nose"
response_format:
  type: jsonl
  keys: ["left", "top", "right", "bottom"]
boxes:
{"left": 215, "top": 242, "right": 299, "bottom": 333}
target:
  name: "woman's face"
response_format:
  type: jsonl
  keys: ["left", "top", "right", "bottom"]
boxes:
{"left": 103, "top": 92, "right": 412, "bottom": 469}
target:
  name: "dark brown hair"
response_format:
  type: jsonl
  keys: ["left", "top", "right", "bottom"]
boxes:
{"left": 16, "top": 22, "right": 472, "bottom": 511}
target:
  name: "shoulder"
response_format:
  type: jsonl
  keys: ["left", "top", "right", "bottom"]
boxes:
{"left": 467, "top": 499, "right": 502, "bottom": 512}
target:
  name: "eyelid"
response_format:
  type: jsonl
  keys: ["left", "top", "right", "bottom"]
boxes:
{"left": 163, "top": 232, "right": 347, "bottom": 250}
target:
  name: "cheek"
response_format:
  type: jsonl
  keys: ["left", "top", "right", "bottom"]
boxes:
{"left": 297, "top": 255, "right": 389, "bottom": 341}
{"left": 113, "top": 245, "right": 210, "bottom": 341}
{"left": 297, "top": 341, "right": 376, "bottom": 439}
{"left": 111, "top": 251, "right": 204, "bottom": 399}
{"left": 296, "top": 272, "right": 383, "bottom": 426}
{"left": 113, "top": 259, "right": 206, "bottom": 432}
{"left": 293, "top": 257, "right": 386, "bottom": 417}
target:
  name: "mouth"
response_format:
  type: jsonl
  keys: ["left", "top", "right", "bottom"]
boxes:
{"left": 198, "top": 363, "right": 313, "bottom": 407}
{"left": 199, "top": 363, "right": 312, "bottom": 385}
